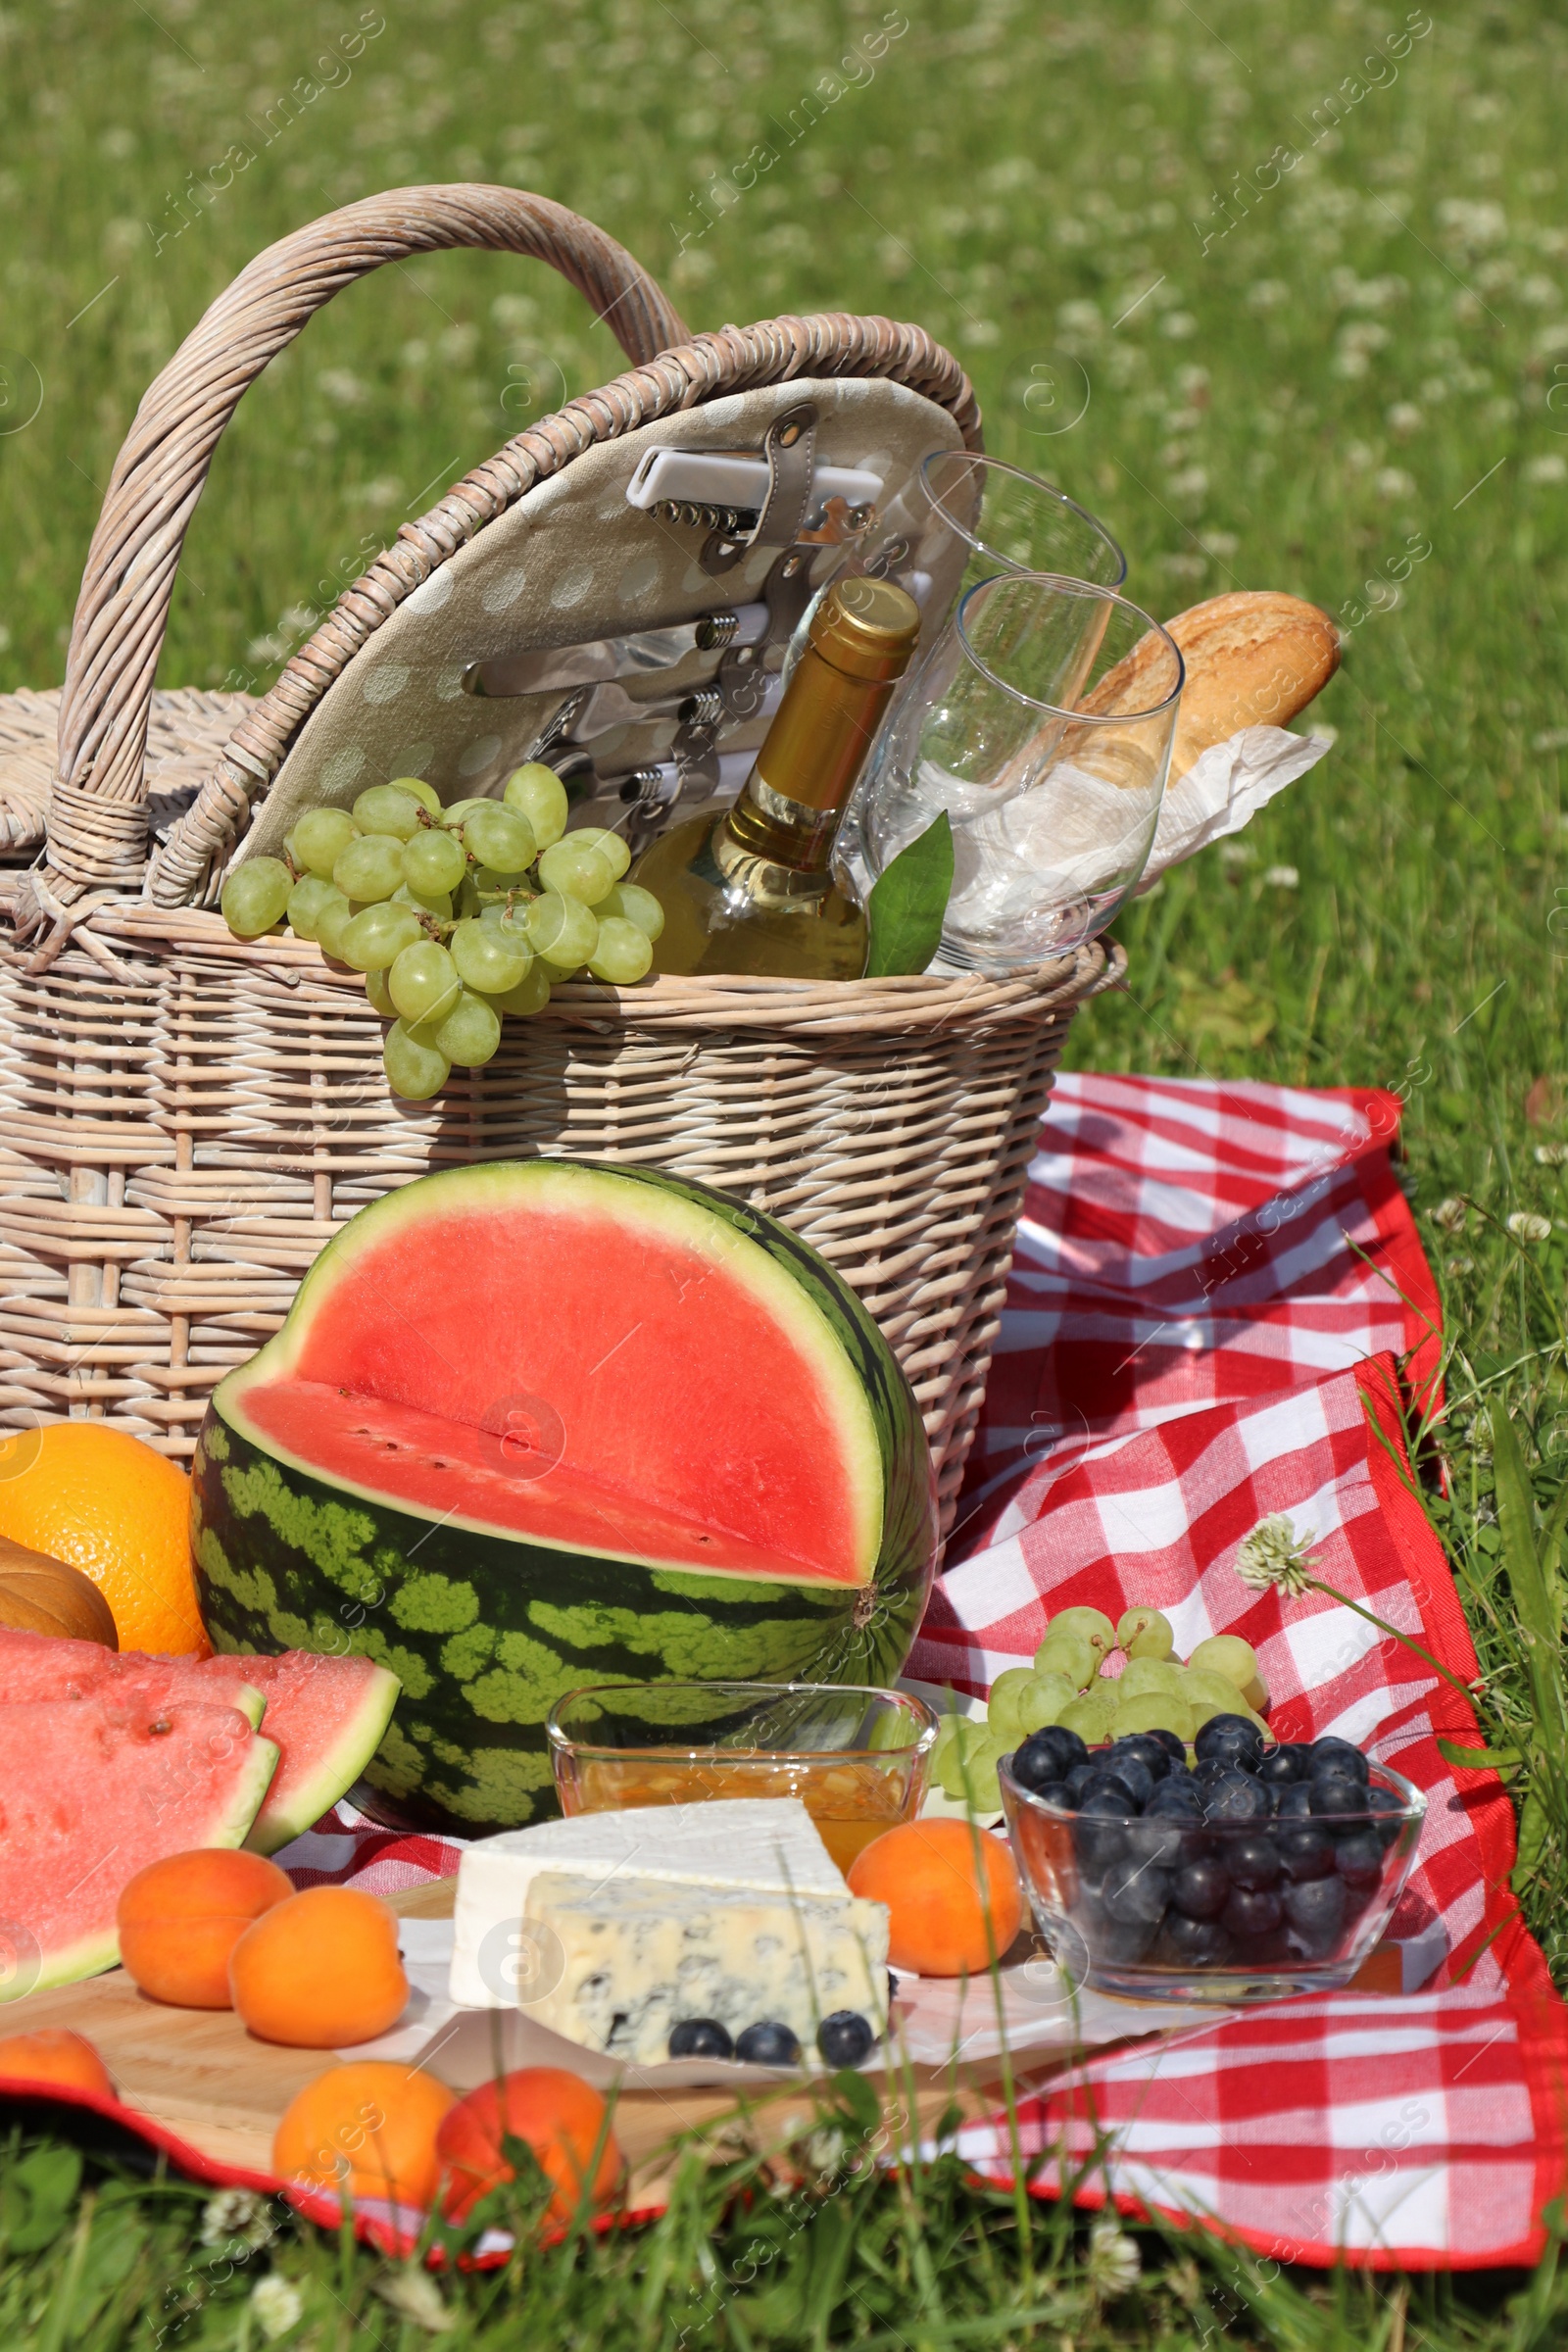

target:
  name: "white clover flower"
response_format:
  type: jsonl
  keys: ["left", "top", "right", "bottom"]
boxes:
{"left": 1263, "top": 864, "right": 1299, "bottom": 888}
{"left": 1088, "top": 2215, "right": 1143, "bottom": 2296}
{"left": 1525, "top": 455, "right": 1568, "bottom": 486}
{"left": 1431, "top": 1197, "right": 1468, "bottom": 1233}
{"left": 250, "top": 2276, "right": 304, "bottom": 2342}
{"left": 1235, "top": 1513, "right": 1319, "bottom": 1597}
{"left": 199, "top": 2188, "right": 275, "bottom": 2250}
{"left": 1387, "top": 402, "right": 1424, "bottom": 434}
{"left": 374, "top": 2270, "right": 456, "bottom": 2332}
{"left": 1374, "top": 466, "right": 1417, "bottom": 501}
{"left": 1536, "top": 1143, "right": 1568, "bottom": 1165}
{"left": 1508, "top": 1211, "right": 1552, "bottom": 1242}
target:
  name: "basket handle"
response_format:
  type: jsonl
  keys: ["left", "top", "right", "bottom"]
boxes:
{"left": 48, "top": 185, "right": 688, "bottom": 891}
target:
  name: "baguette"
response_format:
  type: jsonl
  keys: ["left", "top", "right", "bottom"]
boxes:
{"left": 1081, "top": 590, "right": 1340, "bottom": 781}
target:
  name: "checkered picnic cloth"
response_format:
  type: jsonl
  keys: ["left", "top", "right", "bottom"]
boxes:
{"left": 267, "top": 1078, "right": 1568, "bottom": 2266}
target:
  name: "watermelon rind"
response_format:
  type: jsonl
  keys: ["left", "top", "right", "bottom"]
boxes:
{"left": 242, "top": 1659, "right": 403, "bottom": 1854}
{"left": 192, "top": 1159, "right": 938, "bottom": 1839}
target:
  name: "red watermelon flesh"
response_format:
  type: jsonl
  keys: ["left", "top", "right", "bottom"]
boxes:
{"left": 226, "top": 1165, "right": 884, "bottom": 1587}
{"left": 0, "top": 1631, "right": 399, "bottom": 1854}
{"left": 0, "top": 1695, "right": 278, "bottom": 1995}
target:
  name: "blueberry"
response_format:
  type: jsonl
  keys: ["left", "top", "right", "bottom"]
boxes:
{"left": 1073, "top": 1786, "right": 1132, "bottom": 1874}
{"left": 1277, "top": 1824, "right": 1336, "bottom": 1881}
{"left": 1128, "top": 1782, "right": 1202, "bottom": 1867}
{"left": 1034, "top": 1780, "right": 1075, "bottom": 1811}
{"left": 1366, "top": 1786, "right": 1405, "bottom": 1848}
{"left": 1171, "top": 1857, "right": 1231, "bottom": 1919}
{"left": 1194, "top": 1713, "right": 1266, "bottom": 1772}
{"left": 1102, "top": 1854, "right": 1170, "bottom": 1925}
{"left": 1084, "top": 1908, "right": 1160, "bottom": 1965}
{"left": 816, "top": 2012, "right": 875, "bottom": 2068}
{"left": 1107, "top": 1734, "right": 1173, "bottom": 1784}
{"left": 1222, "top": 1886, "right": 1283, "bottom": 1938}
{"left": 1144, "top": 1727, "right": 1190, "bottom": 1768}
{"left": 1256, "top": 1743, "right": 1311, "bottom": 1788}
{"left": 1014, "top": 1725, "right": 1088, "bottom": 1788}
{"left": 1201, "top": 1769, "right": 1273, "bottom": 1825}
{"left": 1282, "top": 1875, "right": 1347, "bottom": 1950}
{"left": 1064, "top": 1761, "right": 1103, "bottom": 1806}
{"left": 668, "top": 2018, "right": 734, "bottom": 2060}
{"left": 1274, "top": 1782, "right": 1314, "bottom": 1822}
{"left": 735, "top": 2020, "right": 802, "bottom": 2065}
{"left": 1334, "top": 1831, "right": 1386, "bottom": 1889}
{"left": 1162, "top": 1910, "right": 1233, "bottom": 1965}
{"left": 1099, "top": 1756, "right": 1155, "bottom": 1809}
{"left": 1228, "top": 1834, "right": 1282, "bottom": 1890}
{"left": 1308, "top": 1772, "right": 1367, "bottom": 1820}
{"left": 1309, "top": 1737, "right": 1370, "bottom": 1785}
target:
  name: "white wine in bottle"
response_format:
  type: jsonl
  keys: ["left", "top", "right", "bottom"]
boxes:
{"left": 630, "top": 576, "right": 920, "bottom": 978}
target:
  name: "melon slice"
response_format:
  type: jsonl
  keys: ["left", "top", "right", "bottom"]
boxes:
{"left": 0, "top": 1631, "right": 398, "bottom": 1851}
{"left": 0, "top": 1695, "right": 278, "bottom": 1995}
{"left": 193, "top": 1159, "right": 938, "bottom": 1838}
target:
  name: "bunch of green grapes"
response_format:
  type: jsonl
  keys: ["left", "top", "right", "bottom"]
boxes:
{"left": 218, "top": 764, "right": 667, "bottom": 1102}
{"left": 931, "top": 1606, "right": 1274, "bottom": 1788}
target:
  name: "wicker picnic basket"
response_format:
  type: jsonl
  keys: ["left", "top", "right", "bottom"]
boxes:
{"left": 0, "top": 187, "right": 1117, "bottom": 1542}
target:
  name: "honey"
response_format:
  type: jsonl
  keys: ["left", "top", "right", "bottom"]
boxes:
{"left": 558, "top": 1751, "right": 919, "bottom": 1873}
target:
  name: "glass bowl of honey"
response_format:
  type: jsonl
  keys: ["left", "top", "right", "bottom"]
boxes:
{"left": 546, "top": 1682, "right": 939, "bottom": 1873}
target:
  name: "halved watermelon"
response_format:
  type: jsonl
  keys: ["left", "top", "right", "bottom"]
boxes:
{"left": 0, "top": 1630, "right": 399, "bottom": 1853}
{"left": 0, "top": 1695, "right": 278, "bottom": 1996}
{"left": 192, "top": 1160, "right": 938, "bottom": 1837}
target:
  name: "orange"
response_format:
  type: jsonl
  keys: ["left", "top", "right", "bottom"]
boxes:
{"left": 0, "top": 2028, "right": 116, "bottom": 2100}
{"left": 119, "top": 1848, "right": 295, "bottom": 2008}
{"left": 437, "top": 2068, "right": 622, "bottom": 2225}
{"left": 229, "top": 1886, "right": 409, "bottom": 2047}
{"left": 0, "top": 1421, "right": 207, "bottom": 1654}
{"left": 847, "top": 1819, "right": 1024, "bottom": 1977}
{"left": 274, "top": 2061, "right": 455, "bottom": 2211}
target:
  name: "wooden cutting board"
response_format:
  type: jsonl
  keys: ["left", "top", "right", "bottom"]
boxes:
{"left": 0, "top": 1879, "right": 1031, "bottom": 2206}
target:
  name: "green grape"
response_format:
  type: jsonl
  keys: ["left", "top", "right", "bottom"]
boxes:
{"left": 1012, "top": 1669, "right": 1075, "bottom": 1735}
{"left": 1187, "top": 1635, "right": 1259, "bottom": 1692}
{"left": 1034, "top": 1630, "right": 1096, "bottom": 1692}
{"left": 586, "top": 917, "right": 653, "bottom": 984}
{"left": 479, "top": 901, "right": 533, "bottom": 944}
{"left": 1183, "top": 1667, "right": 1253, "bottom": 1715}
{"left": 463, "top": 805, "right": 536, "bottom": 873}
{"left": 1113, "top": 1691, "right": 1196, "bottom": 1743}
{"left": 220, "top": 858, "right": 293, "bottom": 939}
{"left": 524, "top": 889, "right": 597, "bottom": 969}
{"left": 936, "top": 1716, "right": 1002, "bottom": 1807}
{"left": 503, "top": 761, "right": 569, "bottom": 849}
{"left": 1116, "top": 1657, "right": 1184, "bottom": 1699}
{"left": 383, "top": 1020, "right": 450, "bottom": 1102}
{"left": 314, "top": 892, "right": 357, "bottom": 960}
{"left": 984, "top": 1667, "right": 1038, "bottom": 1743}
{"left": 473, "top": 865, "right": 533, "bottom": 897}
{"left": 389, "top": 940, "right": 461, "bottom": 1026}
{"left": 285, "top": 874, "right": 340, "bottom": 942}
{"left": 430, "top": 987, "right": 503, "bottom": 1067}
{"left": 601, "top": 880, "right": 666, "bottom": 942}
{"left": 353, "top": 784, "right": 423, "bottom": 840}
{"left": 389, "top": 774, "right": 441, "bottom": 815}
{"left": 340, "top": 903, "right": 423, "bottom": 974}
{"left": 287, "top": 807, "right": 358, "bottom": 878}
{"left": 365, "top": 965, "right": 395, "bottom": 1016}
{"left": 440, "top": 798, "right": 495, "bottom": 832}
{"left": 1117, "top": 1606, "right": 1175, "bottom": 1660}
{"left": 333, "top": 833, "right": 406, "bottom": 904}
{"left": 451, "top": 917, "right": 529, "bottom": 996}
{"left": 568, "top": 825, "right": 632, "bottom": 882}
{"left": 493, "top": 964, "right": 552, "bottom": 1017}
{"left": 1057, "top": 1688, "right": 1116, "bottom": 1744}
{"left": 394, "top": 881, "right": 454, "bottom": 920}
{"left": 538, "top": 837, "right": 616, "bottom": 906}
{"left": 402, "top": 826, "right": 467, "bottom": 897}
{"left": 1050, "top": 1606, "right": 1116, "bottom": 1656}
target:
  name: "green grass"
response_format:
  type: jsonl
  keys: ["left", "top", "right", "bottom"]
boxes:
{"left": 6, "top": 0, "right": 1568, "bottom": 2339}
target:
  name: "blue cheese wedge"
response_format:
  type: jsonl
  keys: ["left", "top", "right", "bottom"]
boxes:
{"left": 449, "top": 1796, "right": 858, "bottom": 2010}
{"left": 521, "top": 1869, "right": 890, "bottom": 2064}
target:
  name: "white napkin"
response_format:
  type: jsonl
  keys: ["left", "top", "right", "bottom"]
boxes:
{"left": 1140, "top": 725, "right": 1332, "bottom": 887}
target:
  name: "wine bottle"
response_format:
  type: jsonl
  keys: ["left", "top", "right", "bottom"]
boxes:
{"left": 629, "top": 576, "right": 920, "bottom": 979}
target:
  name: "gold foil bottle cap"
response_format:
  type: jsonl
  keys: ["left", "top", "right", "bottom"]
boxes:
{"left": 807, "top": 576, "right": 921, "bottom": 684}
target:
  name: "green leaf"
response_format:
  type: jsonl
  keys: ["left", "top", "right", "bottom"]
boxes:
{"left": 0, "top": 2143, "right": 81, "bottom": 2255}
{"left": 864, "top": 812, "right": 954, "bottom": 978}
{"left": 1438, "top": 1737, "right": 1523, "bottom": 1775}
{"left": 1490, "top": 1404, "right": 1568, "bottom": 1764}
{"left": 1514, "top": 1785, "right": 1552, "bottom": 1890}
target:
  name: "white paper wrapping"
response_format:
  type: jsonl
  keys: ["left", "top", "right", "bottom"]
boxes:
{"left": 1140, "top": 724, "right": 1333, "bottom": 888}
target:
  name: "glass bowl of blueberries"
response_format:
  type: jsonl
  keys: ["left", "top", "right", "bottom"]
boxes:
{"left": 999, "top": 1710, "right": 1426, "bottom": 2001}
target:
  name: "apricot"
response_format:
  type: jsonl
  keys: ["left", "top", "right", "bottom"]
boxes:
{"left": 230, "top": 1886, "right": 408, "bottom": 2047}
{"left": 118, "top": 1848, "right": 294, "bottom": 2008}
{"left": 847, "top": 1818, "right": 1024, "bottom": 1977}
{"left": 274, "top": 2060, "right": 455, "bottom": 2212}
{"left": 438, "top": 2067, "right": 622, "bottom": 2225}
{"left": 0, "top": 2028, "right": 116, "bottom": 2100}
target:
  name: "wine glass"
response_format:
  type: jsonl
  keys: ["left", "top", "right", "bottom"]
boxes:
{"left": 861, "top": 571, "right": 1184, "bottom": 972}
{"left": 864, "top": 450, "right": 1127, "bottom": 626}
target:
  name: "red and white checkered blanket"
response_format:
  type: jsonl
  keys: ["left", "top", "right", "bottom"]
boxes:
{"left": 20, "top": 1076, "right": 1554, "bottom": 2269}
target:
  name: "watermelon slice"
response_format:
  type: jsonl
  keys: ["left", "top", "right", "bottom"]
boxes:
{"left": 0, "top": 1631, "right": 399, "bottom": 1851}
{"left": 0, "top": 1694, "right": 278, "bottom": 1996}
{"left": 192, "top": 1159, "right": 938, "bottom": 1837}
